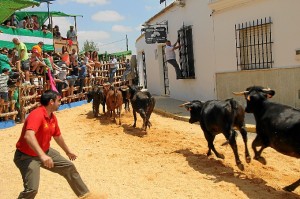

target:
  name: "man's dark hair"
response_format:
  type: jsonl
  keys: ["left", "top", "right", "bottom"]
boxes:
{"left": 2, "top": 68, "right": 9, "bottom": 73}
{"left": 1, "top": 47, "right": 8, "bottom": 52}
{"left": 40, "top": 90, "right": 61, "bottom": 106}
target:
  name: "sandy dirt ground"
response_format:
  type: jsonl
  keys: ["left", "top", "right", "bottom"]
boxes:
{"left": 1, "top": 103, "right": 300, "bottom": 199}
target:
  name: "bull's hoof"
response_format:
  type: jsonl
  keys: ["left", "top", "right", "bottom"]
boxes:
{"left": 283, "top": 185, "right": 295, "bottom": 192}
{"left": 254, "top": 156, "right": 267, "bottom": 165}
{"left": 216, "top": 153, "right": 225, "bottom": 159}
{"left": 245, "top": 155, "right": 251, "bottom": 163}
{"left": 237, "top": 163, "right": 245, "bottom": 171}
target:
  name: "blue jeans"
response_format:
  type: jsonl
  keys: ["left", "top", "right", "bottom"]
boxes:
{"left": 121, "top": 69, "right": 131, "bottom": 81}
{"left": 109, "top": 67, "right": 117, "bottom": 83}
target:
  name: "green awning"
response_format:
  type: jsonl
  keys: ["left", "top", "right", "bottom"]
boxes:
{"left": 15, "top": 11, "right": 83, "bottom": 26}
{"left": 0, "top": 0, "right": 40, "bottom": 24}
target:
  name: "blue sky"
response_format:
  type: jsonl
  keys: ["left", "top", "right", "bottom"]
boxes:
{"left": 25, "top": 0, "right": 173, "bottom": 54}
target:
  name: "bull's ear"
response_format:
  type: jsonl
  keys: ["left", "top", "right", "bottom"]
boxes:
{"left": 267, "top": 90, "right": 275, "bottom": 98}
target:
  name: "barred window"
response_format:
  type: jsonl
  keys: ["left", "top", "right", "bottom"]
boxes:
{"left": 178, "top": 25, "right": 195, "bottom": 78}
{"left": 235, "top": 17, "right": 273, "bottom": 70}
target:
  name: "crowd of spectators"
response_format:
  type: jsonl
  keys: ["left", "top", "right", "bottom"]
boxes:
{"left": 1, "top": 14, "right": 77, "bottom": 41}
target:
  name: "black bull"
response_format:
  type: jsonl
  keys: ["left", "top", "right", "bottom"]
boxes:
{"left": 180, "top": 99, "right": 251, "bottom": 171}
{"left": 234, "top": 86, "right": 300, "bottom": 192}
{"left": 86, "top": 88, "right": 106, "bottom": 117}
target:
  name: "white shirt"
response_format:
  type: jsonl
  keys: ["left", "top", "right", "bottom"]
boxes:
{"left": 110, "top": 58, "right": 118, "bottom": 69}
{"left": 165, "top": 45, "right": 176, "bottom": 61}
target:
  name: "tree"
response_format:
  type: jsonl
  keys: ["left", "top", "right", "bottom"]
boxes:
{"left": 82, "top": 40, "right": 99, "bottom": 52}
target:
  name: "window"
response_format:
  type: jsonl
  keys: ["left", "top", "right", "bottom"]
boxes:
{"left": 235, "top": 17, "right": 273, "bottom": 70}
{"left": 178, "top": 25, "right": 195, "bottom": 78}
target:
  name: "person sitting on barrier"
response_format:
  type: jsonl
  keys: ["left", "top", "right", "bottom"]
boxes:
{"left": 78, "top": 60, "right": 87, "bottom": 93}
{"left": 84, "top": 51, "right": 94, "bottom": 78}
{"left": 58, "top": 46, "right": 70, "bottom": 67}
{"left": 7, "top": 48, "right": 19, "bottom": 71}
{"left": 67, "top": 59, "right": 79, "bottom": 96}
{"left": 30, "top": 42, "right": 48, "bottom": 75}
{"left": 70, "top": 48, "right": 78, "bottom": 66}
{"left": 56, "top": 64, "right": 70, "bottom": 95}
{"left": 12, "top": 38, "right": 31, "bottom": 85}
{"left": 0, "top": 68, "right": 9, "bottom": 102}
{"left": 12, "top": 78, "right": 21, "bottom": 123}
{"left": 0, "top": 47, "right": 14, "bottom": 73}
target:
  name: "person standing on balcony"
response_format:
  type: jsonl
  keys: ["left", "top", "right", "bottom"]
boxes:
{"left": 67, "top": 25, "right": 77, "bottom": 41}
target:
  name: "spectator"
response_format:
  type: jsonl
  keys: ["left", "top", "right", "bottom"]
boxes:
{"left": 0, "top": 47, "right": 13, "bottom": 73}
{"left": 70, "top": 48, "right": 78, "bottom": 66}
{"left": 109, "top": 55, "right": 118, "bottom": 83}
{"left": 56, "top": 64, "right": 69, "bottom": 94}
{"left": 78, "top": 61, "right": 87, "bottom": 93}
{"left": 0, "top": 68, "right": 9, "bottom": 102}
{"left": 67, "top": 59, "right": 79, "bottom": 96}
{"left": 12, "top": 78, "right": 21, "bottom": 122}
{"left": 7, "top": 49, "right": 18, "bottom": 68}
{"left": 10, "top": 14, "right": 18, "bottom": 27}
{"left": 30, "top": 42, "right": 47, "bottom": 74}
{"left": 12, "top": 38, "right": 30, "bottom": 85}
{"left": 67, "top": 25, "right": 77, "bottom": 41}
{"left": 58, "top": 46, "right": 70, "bottom": 67}
{"left": 84, "top": 51, "right": 94, "bottom": 77}
{"left": 16, "top": 16, "right": 30, "bottom": 29}
{"left": 121, "top": 59, "right": 131, "bottom": 82}
{"left": 41, "top": 24, "right": 50, "bottom": 33}
{"left": 31, "top": 15, "right": 39, "bottom": 30}
{"left": 2, "top": 20, "right": 15, "bottom": 28}
{"left": 91, "top": 51, "right": 101, "bottom": 68}
{"left": 53, "top": 25, "right": 61, "bottom": 39}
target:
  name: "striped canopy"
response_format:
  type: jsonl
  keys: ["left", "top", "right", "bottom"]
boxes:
{"left": 0, "top": 26, "right": 54, "bottom": 51}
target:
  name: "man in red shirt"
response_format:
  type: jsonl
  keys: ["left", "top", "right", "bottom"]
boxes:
{"left": 14, "top": 90, "right": 89, "bottom": 198}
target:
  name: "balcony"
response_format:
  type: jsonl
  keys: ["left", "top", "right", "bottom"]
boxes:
{"left": 208, "top": 0, "right": 253, "bottom": 12}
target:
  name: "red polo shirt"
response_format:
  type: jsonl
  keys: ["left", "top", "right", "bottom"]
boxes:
{"left": 16, "top": 106, "right": 61, "bottom": 156}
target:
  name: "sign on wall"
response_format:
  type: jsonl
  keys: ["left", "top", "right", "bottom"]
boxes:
{"left": 144, "top": 27, "right": 167, "bottom": 44}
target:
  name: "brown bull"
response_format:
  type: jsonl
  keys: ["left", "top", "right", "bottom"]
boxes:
{"left": 106, "top": 87, "right": 123, "bottom": 125}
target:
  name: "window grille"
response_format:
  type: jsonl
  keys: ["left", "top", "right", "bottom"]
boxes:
{"left": 178, "top": 25, "right": 195, "bottom": 78}
{"left": 235, "top": 17, "right": 273, "bottom": 70}
{"left": 142, "top": 52, "right": 148, "bottom": 89}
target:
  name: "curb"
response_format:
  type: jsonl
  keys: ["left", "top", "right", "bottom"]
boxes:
{"left": 154, "top": 108, "right": 257, "bottom": 133}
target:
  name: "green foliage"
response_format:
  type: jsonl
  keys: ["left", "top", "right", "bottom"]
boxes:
{"left": 81, "top": 40, "right": 99, "bottom": 52}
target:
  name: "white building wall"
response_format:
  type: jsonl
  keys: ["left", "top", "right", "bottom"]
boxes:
{"left": 212, "top": 0, "right": 300, "bottom": 71}
{"left": 136, "top": 0, "right": 217, "bottom": 101}
{"left": 136, "top": 0, "right": 300, "bottom": 102}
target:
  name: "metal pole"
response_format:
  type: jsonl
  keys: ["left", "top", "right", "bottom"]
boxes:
{"left": 47, "top": 2, "right": 50, "bottom": 26}
{"left": 126, "top": 34, "right": 128, "bottom": 51}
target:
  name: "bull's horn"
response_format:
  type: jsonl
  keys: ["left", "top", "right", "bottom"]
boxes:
{"left": 262, "top": 88, "right": 271, "bottom": 91}
{"left": 232, "top": 91, "right": 249, "bottom": 95}
{"left": 179, "top": 102, "right": 190, "bottom": 107}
